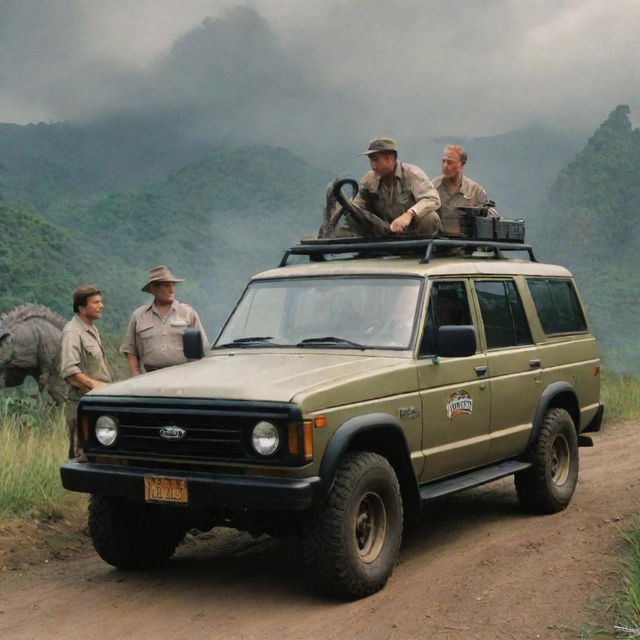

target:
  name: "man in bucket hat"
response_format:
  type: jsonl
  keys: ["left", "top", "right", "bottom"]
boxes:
{"left": 120, "top": 266, "right": 208, "bottom": 376}
{"left": 344, "top": 138, "right": 441, "bottom": 237}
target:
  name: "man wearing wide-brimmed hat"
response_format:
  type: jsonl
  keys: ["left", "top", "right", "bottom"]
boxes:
{"left": 345, "top": 137, "right": 442, "bottom": 237}
{"left": 120, "top": 266, "right": 208, "bottom": 376}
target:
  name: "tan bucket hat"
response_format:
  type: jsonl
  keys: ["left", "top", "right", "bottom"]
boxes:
{"left": 360, "top": 138, "right": 398, "bottom": 155}
{"left": 141, "top": 265, "right": 184, "bottom": 292}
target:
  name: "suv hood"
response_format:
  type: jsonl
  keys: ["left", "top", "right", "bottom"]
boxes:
{"left": 90, "top": 351, "right": 416, "bottom": 411}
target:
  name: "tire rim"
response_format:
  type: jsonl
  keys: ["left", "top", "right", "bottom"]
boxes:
{"left": 550, "top": 433, "right": 570, "bottom": 485}
{"left": 355, "top": 491, "right": 387, "bottom": 563}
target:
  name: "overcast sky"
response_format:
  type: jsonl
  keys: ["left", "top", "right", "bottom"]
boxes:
{"left": 0, "top": 0, "right": 638, "bottom": 160}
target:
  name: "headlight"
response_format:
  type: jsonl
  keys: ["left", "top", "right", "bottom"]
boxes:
{"left": 95, "top": 415, "right": 118, "bottom": 446}
{"left": 251, "top": 421, "right": 279, "bottom": 456}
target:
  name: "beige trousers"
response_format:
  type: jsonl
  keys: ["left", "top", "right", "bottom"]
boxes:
{"left": 410, "top": 210, "right": 442, "bottom": 236}
{"left": 64, "top": 400, "right": 81, "bottom": 459}
{"left": 339, "top": 210, "right": 442, "bottom": 238}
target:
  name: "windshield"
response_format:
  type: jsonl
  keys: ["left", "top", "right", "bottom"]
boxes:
{"left": 215, "top": 276, "right": 423, "bottom": 350}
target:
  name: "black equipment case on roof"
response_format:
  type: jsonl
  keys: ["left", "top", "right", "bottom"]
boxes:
{"left": 442, "top": 206, "right": 525, "bottom": 243}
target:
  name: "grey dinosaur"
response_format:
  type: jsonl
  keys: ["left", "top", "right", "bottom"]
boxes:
{"left": 0, "top": 304, "right": 68, "bottom": 404}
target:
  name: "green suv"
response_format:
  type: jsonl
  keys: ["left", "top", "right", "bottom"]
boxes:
{"left": 60, "top": 238, "right": 603, "bottom": 599}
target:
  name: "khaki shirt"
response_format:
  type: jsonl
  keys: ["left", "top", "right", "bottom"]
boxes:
{"left": 352, "top": 162, "right": 440, "bottom": 222}
{"left": 120, "top": 300, "right": 208, "bottom": 370}
{"left": 432, "top": 174, "right": 490, "bottom": 219}
{"left": 60, "top": 315, "right": 112, "bottom": 401}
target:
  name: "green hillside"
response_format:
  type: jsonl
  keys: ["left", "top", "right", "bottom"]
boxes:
{"left": 0, "top": 201, "right": 153, "bottom": 339}
{"left": 0, "top": 117, "right": 210, "bottom": 197}
{"left": 70, "top": 145, "right": 327, "bottom": 333}
{"left": 1, "top": 110, "right": 637, "bottom": 370}
{"left": 536, "top": 105, "right": 640, "bottom": 370}
{"left": 0, "top": 202, "right": 81, "bottom": 314}
{"left": 0, "top": 117, "right": 583, "bottom": 227}
{"left": 0, "top": 156, "right": 89, "bottom": 219}
{"left": 460, "top": 125, "right": 582, "bottom": 222}
{"left": 0, "top": 146, "right": 328, "bottom": 342}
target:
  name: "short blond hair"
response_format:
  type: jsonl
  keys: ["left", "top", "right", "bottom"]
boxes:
{"left": 443, "top": 144, "right": 467, "bottom": 164}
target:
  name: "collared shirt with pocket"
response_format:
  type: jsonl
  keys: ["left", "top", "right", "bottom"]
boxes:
{"left": 60, "top": 315, "right": 112, "bottom": 401}
{"left": 432, "top": 174, "right": 490, "bottom": 219}
{"left": 120, "top": 300, "right": 208, "bottom": 370}
{"left": 352, "top": 161, "right": 440, "bottom": 222}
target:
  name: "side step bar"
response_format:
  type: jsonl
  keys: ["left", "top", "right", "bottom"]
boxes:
{"left": 419, "top": 460, "right": 532, "bottom": 502}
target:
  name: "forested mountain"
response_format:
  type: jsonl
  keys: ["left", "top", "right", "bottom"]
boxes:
{"left": 536, "top": 105, "right": 640, "bottom": 370}
{"left": 71, "top": 145, "right": 328, "bottom": 334}
{"left": 1, "top": 114, "right": 582, "bottom": 226}
{"left": 0, "top": 146, "right": 328, "bottom": 340}
{"left": 0, "top": 202, "right": 83, "bottom": 314}
{"left": 0, "top": 108, "right": 636, "bottom": 369}
{"left": 0, "top": 116, "right": 212, "bottom": 198}
{"left": 454, "top": 125, "right": 582, "bottom": 220}
{"left": 0, "top": 201, "right": 157, "bottom": 330}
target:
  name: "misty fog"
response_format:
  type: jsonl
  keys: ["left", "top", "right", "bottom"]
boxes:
{"left": 1, "top": 1, "right": 638, "bottom": 170}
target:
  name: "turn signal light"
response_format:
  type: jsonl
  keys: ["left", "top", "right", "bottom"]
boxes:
{"left": 288, "top": 421, "right": 313, "bottom": 461}
{"left": 303, "top": 420, "right": 313, "bottom": 460}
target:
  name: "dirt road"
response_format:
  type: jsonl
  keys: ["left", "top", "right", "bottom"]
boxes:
{"left": 1, "top": 421, "right": 638, "bottom": 640}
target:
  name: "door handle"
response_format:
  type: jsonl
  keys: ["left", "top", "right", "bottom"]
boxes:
{"left": 474, "top": 366, "right": 488, "bottom": 377}
{"left": 529, "top": 359, "right": 541, "bottom": 369}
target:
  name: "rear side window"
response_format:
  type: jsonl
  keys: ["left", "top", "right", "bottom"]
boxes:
{"left": 527, "top": 278, "right": 587, "bottom": 335}
{"left": 474, "top": 280, "right": 532, "bottom": 349}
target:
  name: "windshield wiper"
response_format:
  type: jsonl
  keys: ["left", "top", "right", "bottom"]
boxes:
{"left": 297, "top": 336, "right": 366, "bottom": 349}
{"left": 217, "top": 336, "right": 275, "bottom": 348}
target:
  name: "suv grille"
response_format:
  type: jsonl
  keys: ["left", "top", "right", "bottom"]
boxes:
{"left": 80, "top": 396, "right": 301, "bottom": 463}
{"left": 113, "top": 410, "right": 246, "bottom": 458}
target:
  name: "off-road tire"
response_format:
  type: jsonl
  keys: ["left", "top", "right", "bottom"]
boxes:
{"left": 88, "top": 494, "right": 185, "bottom": 570}
{"left": 301, "top": 451, "right": 403, "bottom": 600}
{"left": 515, "top": 408, "right": 579, "bottom": 514}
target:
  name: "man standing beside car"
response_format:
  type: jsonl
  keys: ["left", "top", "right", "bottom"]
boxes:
{"left": 120, "top": 265, "right": 208, "bottom": 376}
{"left": 60, "top": 285, "right": 112, "bottom": 461}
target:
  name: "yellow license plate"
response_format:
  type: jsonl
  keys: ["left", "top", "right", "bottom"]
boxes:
{"left": 144, "top": 476, "right": 188, "bottom": 504}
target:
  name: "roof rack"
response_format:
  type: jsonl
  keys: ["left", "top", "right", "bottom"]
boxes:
{"left": 279, "top": 237, "right": 537, "bottom": 267}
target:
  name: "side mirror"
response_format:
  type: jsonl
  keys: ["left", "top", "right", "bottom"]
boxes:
{"left": 183, "top": 329, "right": 204, "bottom": 360}
{"left": 436, "top": 325, "right": 476, "bottom": 358}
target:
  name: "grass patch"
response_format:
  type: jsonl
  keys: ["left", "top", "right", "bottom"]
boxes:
{"left": 616, "top": 514, "right": 640, "bottom": 638}
{"left": 601, "top": 373, "right": 640, "bottom": 637}
{"left": 602, "top": 371, "right": 640, "bottom": 426}
{"left": 0, "top": 397, "right": 80, "bottom": 517}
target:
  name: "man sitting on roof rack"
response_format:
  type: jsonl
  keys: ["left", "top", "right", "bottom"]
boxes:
{"left": 342, "top": 138, "right": 442, "bottom": 238}
{"left": 433, "top": 144, "right": 498, "bottom": 231}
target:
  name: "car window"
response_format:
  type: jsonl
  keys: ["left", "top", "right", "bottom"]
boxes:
{"left": 216, "top": 276, "right": 423, "bottom": 350}
{"left": 474, "top": 280, "right": 532, "bottom": 349}
{"left": 420, "top": 281, "right": 471, "bottom": 355}
{"left": 527, "top": 278, "right": 587, "bottom": 335}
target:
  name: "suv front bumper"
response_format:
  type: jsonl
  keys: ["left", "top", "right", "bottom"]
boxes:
{"left": 60, "top": 462, "right": 320, "bottom": 511}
